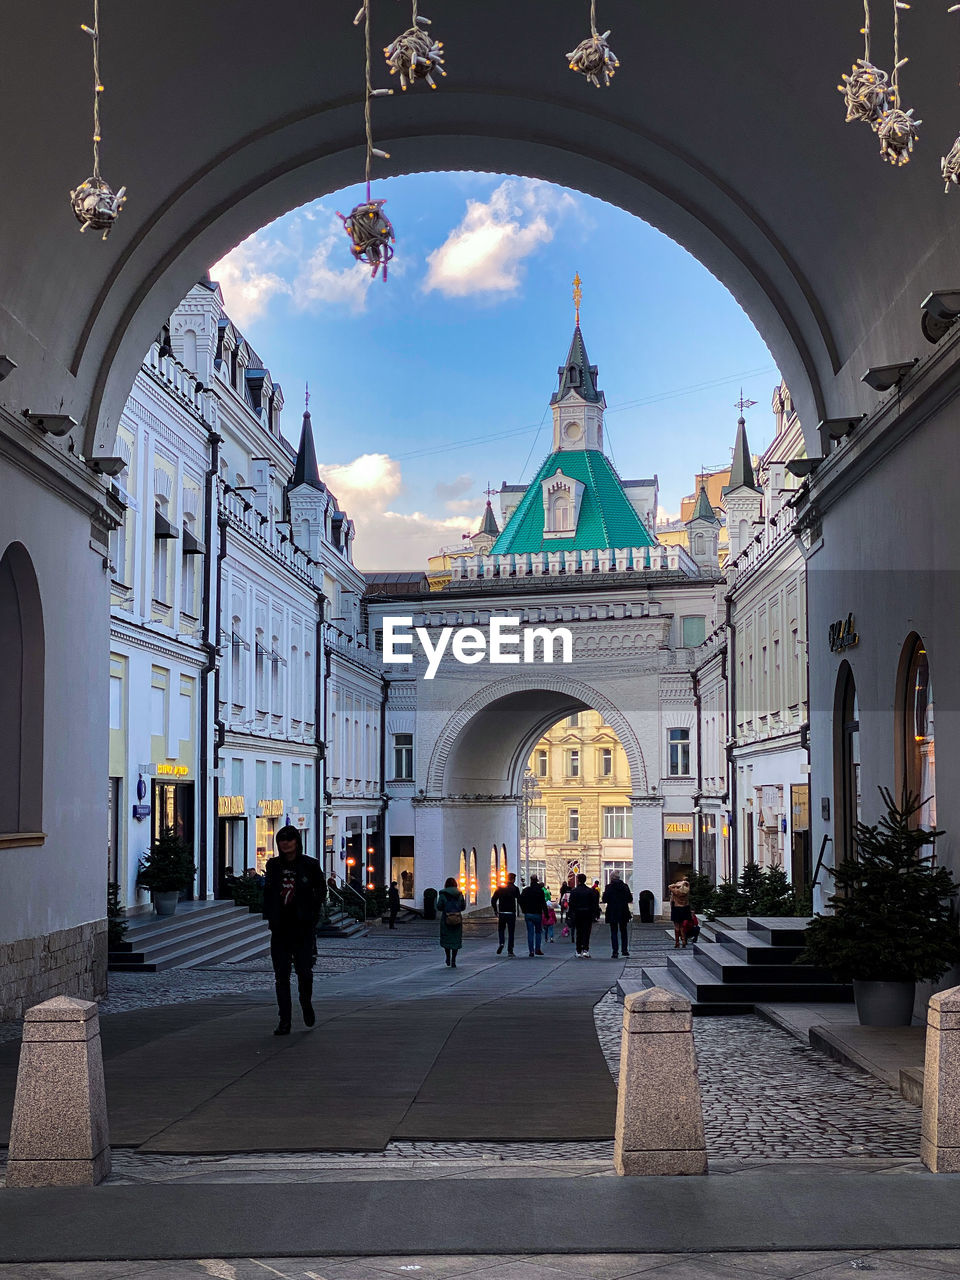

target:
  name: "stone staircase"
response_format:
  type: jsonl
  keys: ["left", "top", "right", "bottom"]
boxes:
{"left": 316, "top": 905, "right": 369, "bottom": 938}
{"left": 622, "top": 916, "right": 854, "bottom": 1016}
{"left": 108, "top": 900, "right": 272, "bottom": 972}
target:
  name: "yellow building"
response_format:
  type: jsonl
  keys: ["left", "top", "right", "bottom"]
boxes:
{"left": 427, "top": 500, "right": 500, "bottom": 591}
{"left": 521, "top": 710, "right": 634, "bottom": 896}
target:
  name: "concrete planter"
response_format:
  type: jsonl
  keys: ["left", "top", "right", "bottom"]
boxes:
{"left": 152, "top": 891, "right": 180, "bottom": 917}
{"left": 853, "top": 979, "right": 916, "bottom": 1026}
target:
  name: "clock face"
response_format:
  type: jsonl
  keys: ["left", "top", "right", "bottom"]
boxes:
{"left": 564, "top": 421, "right": 583, "bottom": 441}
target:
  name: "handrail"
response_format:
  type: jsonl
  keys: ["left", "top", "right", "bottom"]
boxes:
{"left": 329, "top": 874, "right": 367, "bottom": 922}
{"left": 810, "top": 833, "right": 831, "bottom": 890}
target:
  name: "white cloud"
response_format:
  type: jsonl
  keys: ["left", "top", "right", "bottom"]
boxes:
{"left": 210, "top": 208, "right": 373, "bottom": 327}
{"left": 434, "top": 474, "right": 474, "bottom": 501}
{"left": 424, "top": 178, "right": 573, "bottom": 299}
{"left": 317, "top": 453, "right": 475, "bottom": 570}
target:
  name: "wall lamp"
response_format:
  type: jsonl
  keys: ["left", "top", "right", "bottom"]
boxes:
{"left": 85, "top": 456, "right": 127, "bottom": 477}
{"left": 920, "top": 291, "right": 960, "bottom": 344}
{"left": 819, "top": 416, "right": 865, "bottom": 441}
{"left": 785, "top": 457, "right": 821, "bottom": 478}
{"left": 22, "top": 410, "right": 78, "bottom": 436}
{"left": 861, "top": 360, "right": 918, "bottom": 392}
{"left": 0, "top": 355, "right": 17, "bottom": 382}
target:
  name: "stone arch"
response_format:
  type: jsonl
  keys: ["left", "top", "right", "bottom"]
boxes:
{"left": 0, "top": 543, "right": 44, "bottom": 838}
{"left": 426, "top": 674, "right": 649, "bottom": 796}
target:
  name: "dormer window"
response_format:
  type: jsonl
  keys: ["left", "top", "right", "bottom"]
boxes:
{"left": 567, "top": 365, "right": 581, "bottom": 387}
{"left": 542, "top": 468, "right": 585, "bottom": 539}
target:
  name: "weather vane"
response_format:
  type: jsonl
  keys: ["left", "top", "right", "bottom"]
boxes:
{"left": 484, "top": 482, "right": 498, "bottom": 501}
{"left": 573, "top": 272, "right": 583, "bottom": 326}
{"left": 735, "top": 390, "right": 757, "bottom": 418}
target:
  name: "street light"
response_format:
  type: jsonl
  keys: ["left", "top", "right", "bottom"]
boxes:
{"left": 520, "top": 767, "right": 541, "bottom": 887}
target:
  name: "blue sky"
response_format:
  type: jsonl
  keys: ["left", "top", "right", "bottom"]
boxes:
{"left": 212, "top": 172, "right": 780, "bottom": 570}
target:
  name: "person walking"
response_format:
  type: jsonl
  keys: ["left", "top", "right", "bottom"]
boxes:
{"left": 601, "top": 870, "right": 633, "bottom": 960}
{"left": 543, "top": 897, "right": 557, "bottom": 943}
{"left": 263, "top": 825, "right": 327, "bottom": 1035}
{"left": 388, "top": 880, "right": 401, "bottom": 929}
{"left": 491, "top": 871, "right": 521, "bottom": 955}
{"left": 437, "top": 876, "right": 466, "bottom": 967}
{"left": 669, "top": 876, "right": 693, "bottom": 948}
{"left": 567, "top": 873, "right": 601, "bottom": 958}
{"left": 519, "top": 875, "right": 548, "bottom": 956}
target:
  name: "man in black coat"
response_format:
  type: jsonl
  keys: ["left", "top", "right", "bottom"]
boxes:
{"left": 492, "top": 872, "right": 522, "bottom": 956}
{"left": 601, "top": 870, "right": 633, "bottom": 959}
{"left": 518, "top": 875, "right": 549, "bottom": 957}
{"left": 567, "top": 873, "right": 601, "bottom": 957}
{"left": 263, "top": 825, "right": 326, "bottom": 1035}
{"left": 388, "top": 880, "right": 401, "bottom": 929}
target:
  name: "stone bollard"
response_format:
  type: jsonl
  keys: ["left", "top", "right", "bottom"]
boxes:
{"left": 6, "top": 996, "right": 111, "bottom": 1187}
{"left": 922, "top": 983, "right": 960, "bottom": 1172}
{"left": 614, "top": 986, "right": 707, "bottom": 1176}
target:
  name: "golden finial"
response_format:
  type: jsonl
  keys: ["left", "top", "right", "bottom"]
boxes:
{"left": 573, "top": 272, "right": 582, "bottom": 326}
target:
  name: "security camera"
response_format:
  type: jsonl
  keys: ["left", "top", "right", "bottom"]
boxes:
{"left": 0, "top": 355, "right": 17, "bottom": 382}
{"left": 921, "top": 291, "right": 960, "bottom": 344}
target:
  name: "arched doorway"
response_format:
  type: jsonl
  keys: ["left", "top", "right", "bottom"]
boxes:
{"left": 0, "top": 542, "right": 44, "bottom": 842}
{"left": 833, "top": 662, "right": 861, "bottom": 865}
{"left": 897, "top": 634, "right": 936, "bottom": 830}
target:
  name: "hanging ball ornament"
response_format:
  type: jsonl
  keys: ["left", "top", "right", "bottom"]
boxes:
{"left": 384, "top": 22, "right": 445, "bottom": 90}
{"left": 876, "top": 104, "right": 921, "bottom": 164}
{"left": 337, "top": 199, "right": 395, "bottom": 281}
{"left": 566, "top": 29, "right": 619, "bottom": 88}
{"left": 69, "top": 176, "right": 127, "bottom": 239}
{"left": 838, "top": 59, "right": 890, "bottom": 125}
{"left": 942, "top": 135, "right": 960, "bottom": 192}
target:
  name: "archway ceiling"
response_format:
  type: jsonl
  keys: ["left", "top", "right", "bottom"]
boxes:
{"left": 2, "top": 1, "right": 958, "bottom": 454}
{"left": 441, "top": 690, "right": 586, "bottom": 794}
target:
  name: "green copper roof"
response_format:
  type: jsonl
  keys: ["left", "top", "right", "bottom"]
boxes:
{"left": 551, "top": 325, "right": 602, "bottom": 405}
{"left": 479, "top": 500, "right": 500, "bottom": 537}
{"left": 727, "top": 417, "right": 760, "bottom": 493}
{"left": 491, "top": 450, "right": 658, "bottom": 554}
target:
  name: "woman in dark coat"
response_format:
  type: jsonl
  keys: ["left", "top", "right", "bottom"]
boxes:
{"left": 437, "top": 876, "right": 466, "bottom": 967}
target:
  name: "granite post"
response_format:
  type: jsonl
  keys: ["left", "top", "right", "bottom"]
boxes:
{"left": 6, "top": 996, "right": 111, "bottom": 1187}
{"left": 922, "top": 983, "right": 960, "bottom": 1172}
{"left": 614, "top": 986, "right": 707, "bottom": 1176}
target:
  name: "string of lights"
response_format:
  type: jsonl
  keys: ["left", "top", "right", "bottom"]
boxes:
{"left": 566, "top": 0, "right": 619, "bottom": 88}
{"left": 943, "top": 5, "right": 960, "bottom": 190}
{"left": 877, "top": 1, "right": 921, "bottom": 166}
{"left": 384, "top": 0, "right": 446, "bottom": 91}
{"left": 69, "top": 0, "right": 126, "bottom": 240}
{"left": 338, "top": 1, "right": 396, "bottom": 281}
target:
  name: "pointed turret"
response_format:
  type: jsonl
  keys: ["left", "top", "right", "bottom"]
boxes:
{"left": 291, "top": 406, "right": 322, "bottom": 491}
{"left": 728, "top": 416, "right": 760, "bottom": 494}
{"left": 551, "top": 325, "right": 603, "bottom": 406}
{"left": 690, "top": 482, "right": 720, "bottom": 525}
{"left": 479, "top": 500, "right": 500, "bottom": 538}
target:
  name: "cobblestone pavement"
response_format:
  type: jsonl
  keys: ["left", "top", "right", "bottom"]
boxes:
{"left": 5, "top": 1250, "right": 960, "bottom": 1278}
{"left": 595, "top": 991, "right": 921, "bottom": 1160}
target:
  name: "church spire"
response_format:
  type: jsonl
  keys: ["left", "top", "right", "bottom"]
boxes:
{"left": 690, "top": 478, "right": 719, "bottom": 524}
{"left": 291, "top": 390, "right": 322, "bottom": 490}
{"left": 728, "top": 415, "right": 760, "bottom": 493}
{"left": 551, "top": 274, "right": 603, "bottom": 406}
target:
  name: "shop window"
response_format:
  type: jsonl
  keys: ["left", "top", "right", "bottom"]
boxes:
{"left": 898, "top": 635, "right": 936, "bottom": 830}
{"left": 668, "top": 728, "right": 691, "bottom": 776}
{"left": 0, "top": 544, "right": 44, "bottom": 839}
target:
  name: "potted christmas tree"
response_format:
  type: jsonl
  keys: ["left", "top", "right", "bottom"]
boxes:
{"left": 137, "top": 830, "right": 196, "bottom": 916}
{"left": 800, "top": 790, "right": 960, "bottom": 1025}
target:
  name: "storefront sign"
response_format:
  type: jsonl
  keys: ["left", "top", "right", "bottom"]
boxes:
{"left": 828, "top": 613, "right": 859, "bottom": 653}
{"left": 664, "top": 820, "right": 693, "bottom": 836}
{"left": 257, "top": 799, "right": 284, "bottom": 818}
{"left": 218, "top": 795, "right": 245, "bottom": 818}
{"left": 157, "top": 763, "right": 189, "bottom": 777}
{"left": 132, "top": 804, "right": 151, "bottom": 822}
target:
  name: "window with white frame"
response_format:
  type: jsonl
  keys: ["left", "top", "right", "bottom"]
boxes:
{"left": 566, "top": 712, "right": 580, "bottom": 728}
{"left": 603, "top": 859, "right": 632, "bottom": 884}
{"left": 568, "top": 808, "right": 579, "bottom": 842}
{"left": 528, "top": 805, "right": 546, "bottom": 839}
{"left": 535, "top": 749, "right": 548, "bottom": 777}
{"left": 393, "top": 732, "right": 413, "bottom": 780}
{"left": 668, "top": 728, "right": 691, "bottom": 776}
{"left": 566, "top": 748, "right": 580, "bottom": 778}
{"left": 603, "top": 806, "right": 632, "bottom": 839}
{"left": 599, "top": 747, "right": 613, "bottom": 776}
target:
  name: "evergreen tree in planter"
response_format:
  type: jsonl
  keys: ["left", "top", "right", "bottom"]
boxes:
{"left": 137, "top": 831, "right": 196, "bottom": 916}
{"left": 799, "top": 790, "right": 960, "bottom": 1025}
